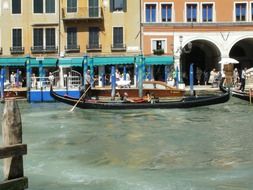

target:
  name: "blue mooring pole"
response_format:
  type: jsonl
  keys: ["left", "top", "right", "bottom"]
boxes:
{"left": 0, "top": 68, "right": 5, "bottom": 101}
{"left": 190, "top": 63, "right": 194, "bottom": 96}
{"left": 111, "top": 66, "right": 116, "bottom": 100}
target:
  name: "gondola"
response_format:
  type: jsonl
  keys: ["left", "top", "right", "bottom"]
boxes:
{"left": 50, "top": 86, "right": 230, "bottom": 109}
{"left": 231, "top": 89, "right": 253, "bottom": 102}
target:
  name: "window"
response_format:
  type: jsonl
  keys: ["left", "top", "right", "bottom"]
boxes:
{"left": 33, "top": 28, "right": 55, "bottom": 50}
{"left": 113, "top": 27, "right": 123, "bottom": 48}
{"left": 34, "top": 0, "right": 43, "bottom": 13}
{"left": 12, "top": 28, "right": 22, "bottom": 47}
{"left": 202, "top": 4, "right": 213, "bottom": 22}
{"left": 46, "top": 28, "right": 55, "bottom": 49}
{"left": 67, "top": 27, "right": 77, "bottom": 48}
{"left": 110, "top": 0, "right": 127, "bottom": 12}
{"left": 89, "top": 0, "right": 99, "bottom": 17}
{"left": 161, "top": 4, "right": 172, "bottom": 22}
{"left": 186, "top": 4, "right": 197, "bottom": 22}
{"left": 12, "top": 0, "right": 21, "bottom": 14}
{"left": 145, "top": 4, "right": 156, "bottom": 22}
{"left": 89, "top": 27, "right": 99, "bottom": 48}
{"left": 152, "top": 40, "right": 165, "bottom": 51}
{"left": 236, "top": 3, "right": 247, "bottom": 21}
{"left": 251, "top": 3, "right": 253, "bottom": 21}
{"left": 33, "top": 28, "right": 43, "bottom": 49}
{"left": 46, "top": 0, "right": 55, "bottom": 13}
{"left": 67, "top": 0, "right": 77, "bottom": 12}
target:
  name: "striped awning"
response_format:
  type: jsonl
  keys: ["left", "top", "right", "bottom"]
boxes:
{"left": 144, "top": 56, "right": 174, "bottom": 65}
{"left": 0, "top": 57, "right": 27, "bottom": 66}
{"left": 58, "top": 57, "right": 83, "bottom": 67}
{"left": 29, "top": 58, "right": 58, "bottom": 67}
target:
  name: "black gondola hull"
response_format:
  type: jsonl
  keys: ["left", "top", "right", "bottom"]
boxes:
{"left": 50, "top": 87, "right": 230, "bottom": 109}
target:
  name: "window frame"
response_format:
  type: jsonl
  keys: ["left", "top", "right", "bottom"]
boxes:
{"left": 150, "top": 38, "right": 167, "bottom": 54}
{"left": 66, "top": 27, "right": 78, "bottom": 48}
{"left": 185, "top": 2, "right": 199, "bottom": 23}
{"left": 110, "top": 0, "right": 127, "bottom": 12}
{"left": 201, "top": 2, "right": 215, "bottom": 22}
{"left": 12, "top": 28, "right": 23, "bottom": 48}
{"left": 144, "top": 2, "right": 158, "bottom": 23}
{"left": 112, "top": 26, "right": 124, "bottom": 48}
{"left": 234, "top": 2, "right": 248, "bottom": 22}
{"left": 89, "top": 27, "right": 100, "bottom": 47}
{"left": 67, "top": 0, "right": 77, "bottom": 13}
{"left": 12, "top": 0, "right": 22, "bottom": 15}
{"left": 33, "top": 0, "right": 56, "bottom": 14}
{"left": 160, "top": 2, "right": 174, "bottom": 23}
{"left": 33, "top": 28, "right": 56, "bottom": 49}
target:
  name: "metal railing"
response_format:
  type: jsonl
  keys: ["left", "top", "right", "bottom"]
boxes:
{"left": 62, "top": 7, "right": 103, "bottom": 20}
{"left": 30, "top": 70, "right": 82, "bottom": 89}
{"left": 10, "top": 46, "right": 24, "bottom": 54}
{"left": 86, "top": 43, "right": 102, "bottom": 51}
{"left": 64, "top": 45, "right": 80, "bottom": 53}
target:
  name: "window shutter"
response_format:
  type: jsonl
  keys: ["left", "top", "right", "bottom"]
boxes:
{"left": 123, "top": 0, "right": 127, "bottom": 12}
{"left": 110, "top": 0, "right": 114, "bottom": 12}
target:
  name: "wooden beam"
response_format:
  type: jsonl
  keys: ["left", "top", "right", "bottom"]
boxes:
{"left": 0, "top": 177, "right": 28, "bottom": 190}
{"left": 0, "top": 144, "right": 27, "bottom": 159}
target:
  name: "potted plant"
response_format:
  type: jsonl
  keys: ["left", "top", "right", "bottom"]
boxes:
{"left": 153, "top": 49, "right": 164, "bottom": 55}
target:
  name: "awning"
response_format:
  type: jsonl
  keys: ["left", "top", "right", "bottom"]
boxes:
{"left": 93, "top": 56, "right": 135, "bottom": 66}
{"left": 58, "top": 57, "right": 83, "bottom": 67}
{"left": 29, "top": 58, "right": 58, "bottom": 67}
{"left": 0, "top": 57, "right": 27, "bottom": 66}
{"left": 144, "top": 56, "right": 174, "bottom": 65}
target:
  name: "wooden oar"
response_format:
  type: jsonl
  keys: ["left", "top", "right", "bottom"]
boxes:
{"left": 69, "top": 85, "right": 91, "bottom": 112}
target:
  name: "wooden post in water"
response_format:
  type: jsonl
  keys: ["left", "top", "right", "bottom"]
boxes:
{"left": 2, "top": 100, "right": 24, "bottom": 180}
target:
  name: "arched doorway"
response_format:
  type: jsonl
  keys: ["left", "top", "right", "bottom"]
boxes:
{"left": 181, "top": 40, "right": 220, "bottom": 85}
{"left": 230, "top": 38, "right": 253, "bottom": 70}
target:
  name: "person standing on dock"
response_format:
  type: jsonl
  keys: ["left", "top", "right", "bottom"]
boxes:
{"left": 239, "top": 67, "right": 247, "bottom": 92}
{"left": 10, "top": 72, "right": 15, "bottom": 87}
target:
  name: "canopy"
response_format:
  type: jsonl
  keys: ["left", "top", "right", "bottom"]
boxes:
{"left": 219, "top": 58, "right": 239, "bottom": 64}
{"left": 58, "top": 57, "right": 83, "bottom": 67}
{"left": 30, "top": 58, "right": 57, "bottom": 67}
{"left": 0, "top": 57, "right": 27, "bottom": 66}
{"left": 93, "top": 56, "right": 135, "bottom": 66}
{"left": 144, "top": 56, "right": 174, "bottom": 65}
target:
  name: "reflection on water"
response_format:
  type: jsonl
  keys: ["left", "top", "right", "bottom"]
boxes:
{"left": 1, "top": 98, "right": 253, "bottom": 190}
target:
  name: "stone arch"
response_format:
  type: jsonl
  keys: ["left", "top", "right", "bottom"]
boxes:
{"left": 181, "top": 39, "right": 221, "bottom": 85}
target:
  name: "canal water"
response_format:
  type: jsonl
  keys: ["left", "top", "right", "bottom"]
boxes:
{"left": 1, "top": 98, "right": 253, "bottom": 190}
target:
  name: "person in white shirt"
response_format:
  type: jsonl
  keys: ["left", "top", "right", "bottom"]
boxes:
{"left": 239, "top": 67, "right": 247, "bottom": 92}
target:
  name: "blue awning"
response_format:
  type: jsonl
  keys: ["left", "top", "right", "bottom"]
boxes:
{"left": 144, "top": 56, "right": 174, "bottom": 65}
{"left": 0, "top": 57, "right": 26, "bottom": 66}
{"left": 58, "top": 58, "right": 83, "bottom": 67}
{"left": 29, "top": 58, "right": 57, "bottom": 67}
{"left": 93, "top": 56, "right": 135, "bottom": 66}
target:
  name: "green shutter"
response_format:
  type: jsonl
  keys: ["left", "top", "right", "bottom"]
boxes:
{"left": 110, "top": 0, "right": 113, "bottom": 12}
{"left": 123, "top": 0, "right": 127, "bottom": 12}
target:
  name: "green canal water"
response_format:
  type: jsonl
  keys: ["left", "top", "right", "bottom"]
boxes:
{"left": 1, "top": 98, "right": 253, "bottom": 190}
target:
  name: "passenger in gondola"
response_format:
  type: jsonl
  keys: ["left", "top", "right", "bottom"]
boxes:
{"left": 122, "top": 92, "right": 134, "bottom": 102}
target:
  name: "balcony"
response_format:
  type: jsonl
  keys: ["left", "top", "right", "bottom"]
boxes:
{"left": 0, "top": 47, "right": 2, "bottom": 54}
{"left": 64, "top": 45, "right": 80, "bottom": 53}
{"left": 111, "top": 43, "right": 126, "bottom": 52}
{"left": 31, "top": 46, "right": 58, "bottom": 54}
{"left": 10, "top": 46, "right": 25, "bottom": 54}
{"left": 86, "top": 44, "right": 102, "bottom": 52}
{"left": 62, "top": 7, "right": 103, "bottom": 22}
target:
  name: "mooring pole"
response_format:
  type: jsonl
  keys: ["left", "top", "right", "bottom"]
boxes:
{"left": 2, "top": 100, "right": 24, "bottom": 180}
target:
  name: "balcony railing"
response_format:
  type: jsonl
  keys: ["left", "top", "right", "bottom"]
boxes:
{"left": 62, "top": 7, "right": 103, "bottom": 21}
{"left": 0, "top": 47, "right": 2, "bottom": 54}
{"left": 111, "top": 43, "right": 126, "bottom": 52}
{"left": 31, "top": 46, "right": 58, "bottom": 54}
{"left": 10, "top": 46, "right": 25, "bottom": 54}
{"left": 64, "top": 45, "right": 80, "bottom": 53}
{"left": 86, "top": 44, "right": 102, "bottom": 52}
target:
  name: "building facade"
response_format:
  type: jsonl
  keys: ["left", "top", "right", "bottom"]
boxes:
{"left": 142, "top": 0, "right": 253, "bottom": 85}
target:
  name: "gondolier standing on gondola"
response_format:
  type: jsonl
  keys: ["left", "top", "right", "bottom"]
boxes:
{"left": 80, "top": 70, "right": 92, "bottom": 99}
